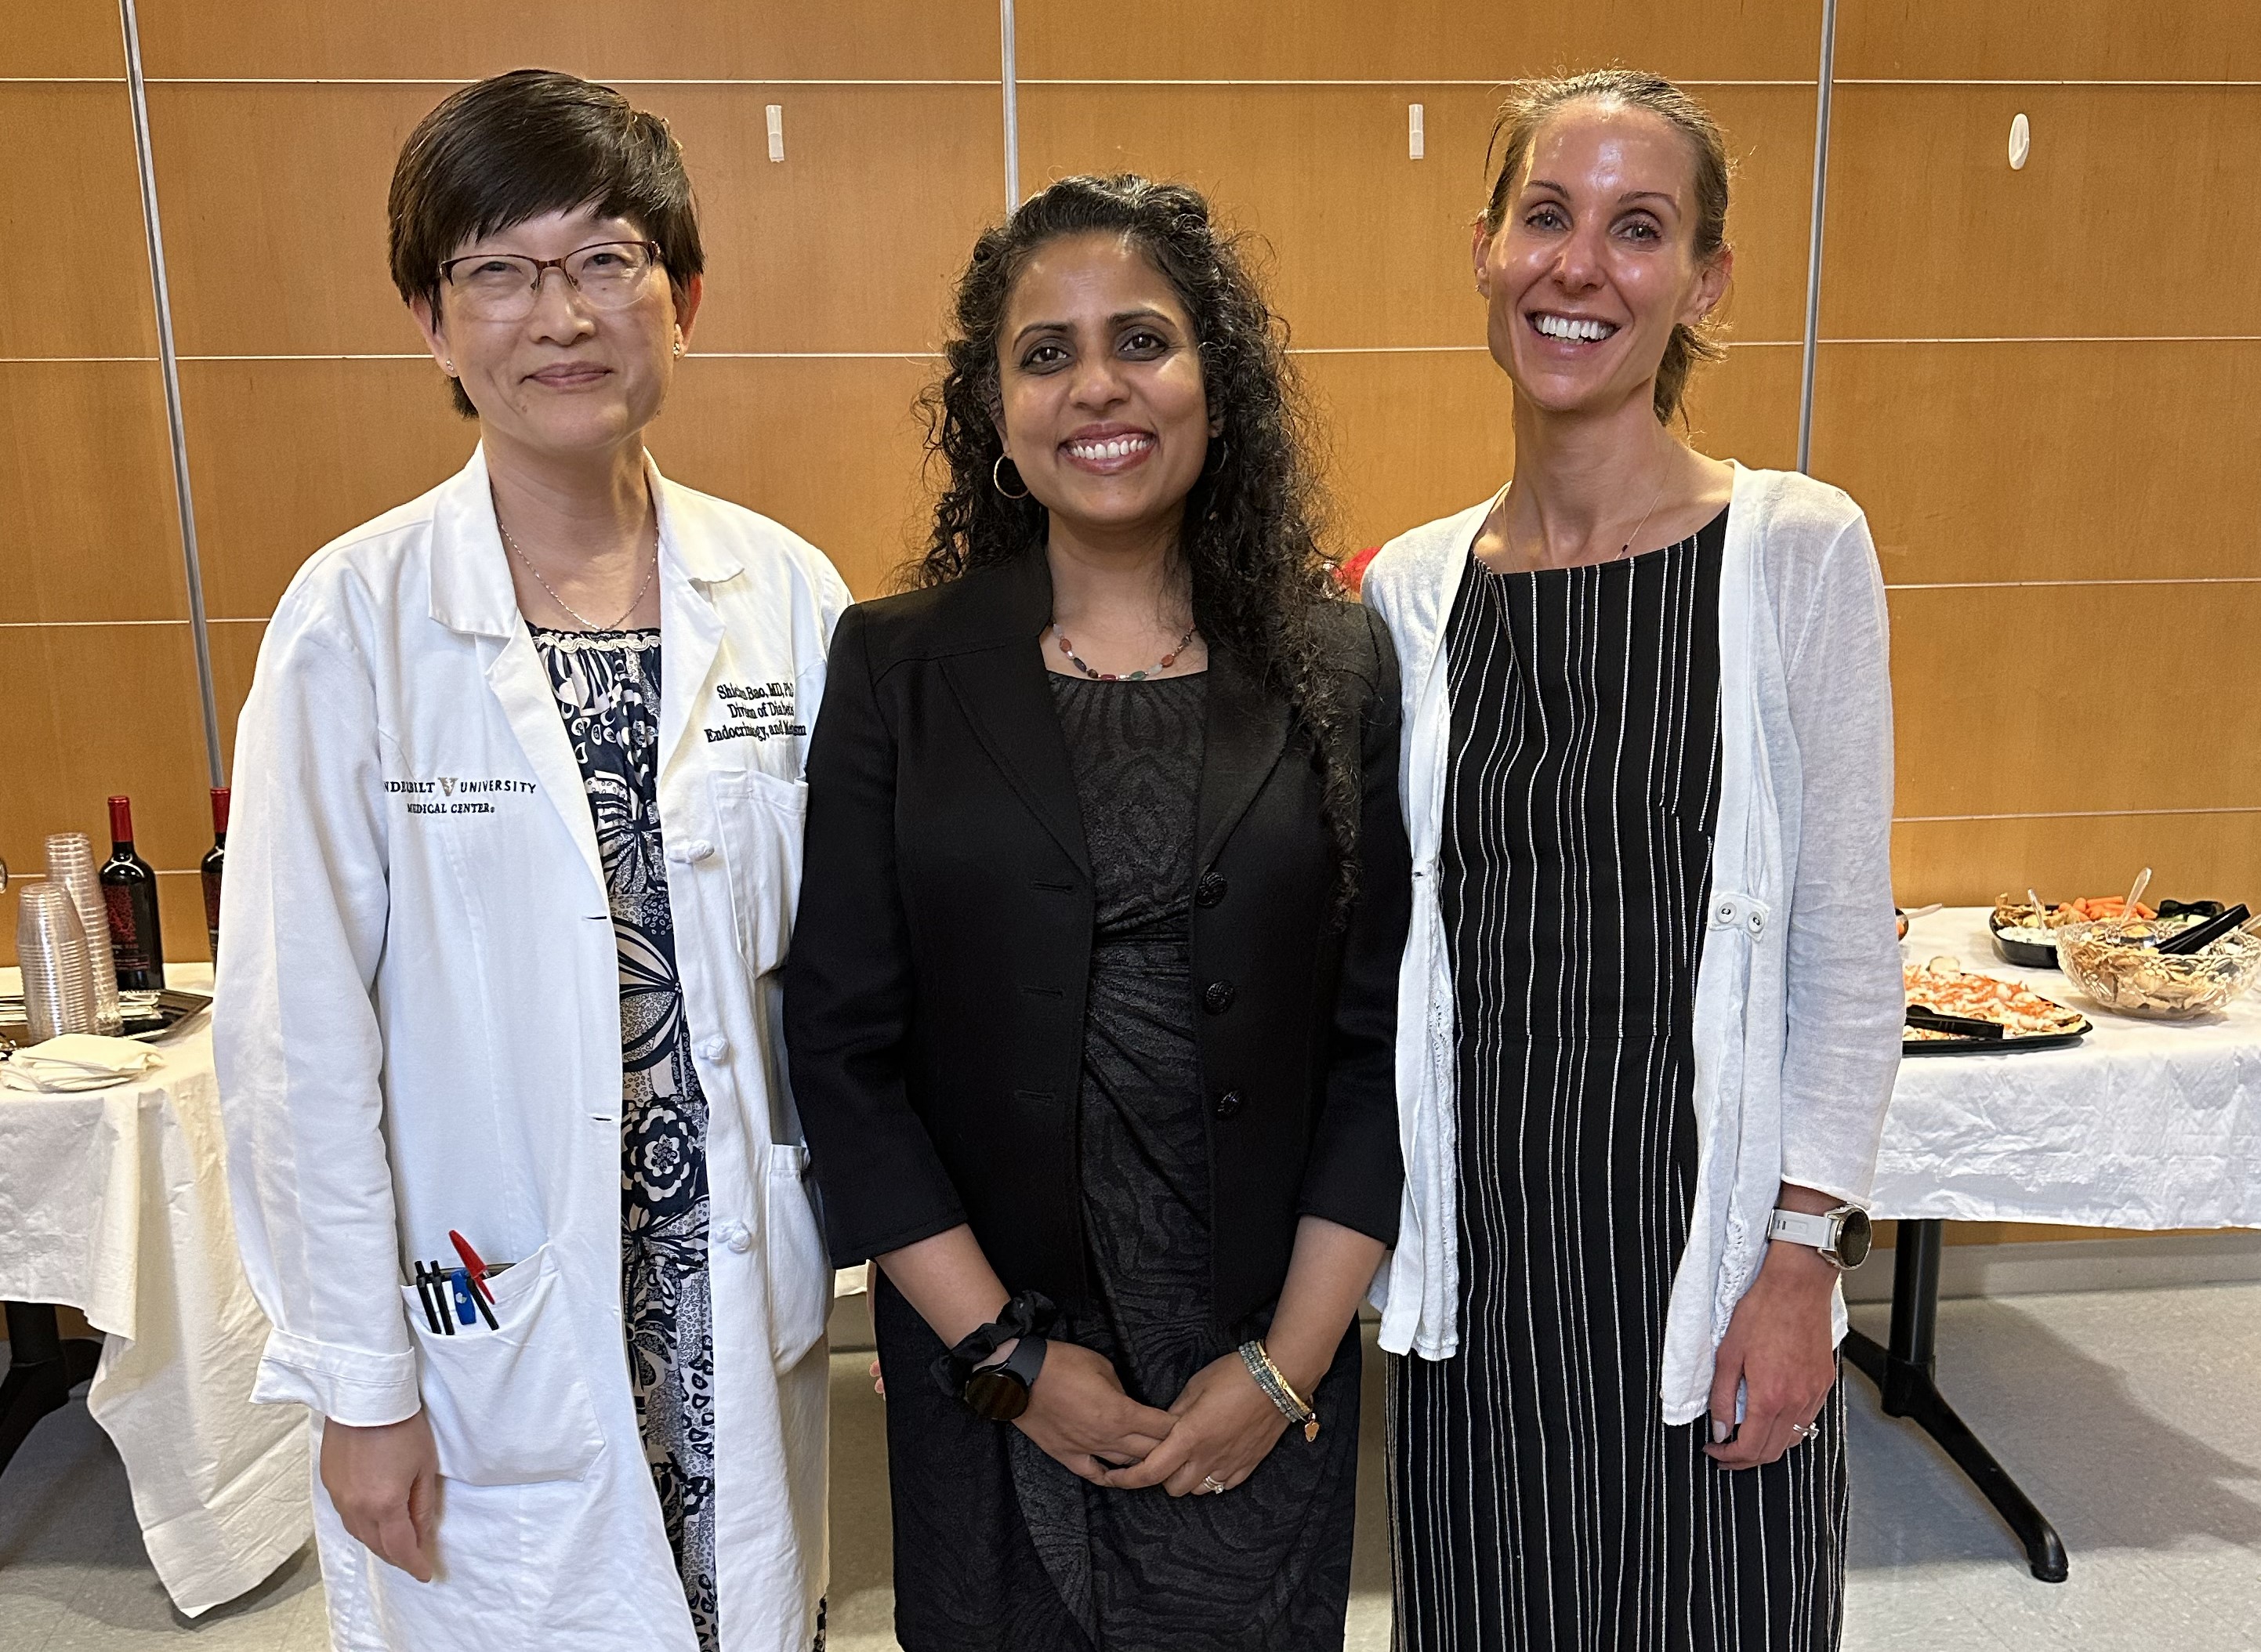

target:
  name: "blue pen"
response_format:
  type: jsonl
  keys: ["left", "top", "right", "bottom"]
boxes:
{"left": 449, "top": 1267, "right": 480, "bottom": 1328}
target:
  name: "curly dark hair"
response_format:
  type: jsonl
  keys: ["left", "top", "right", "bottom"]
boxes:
{"left": 909, "top": 173, "right": 1361, "bottom": 917}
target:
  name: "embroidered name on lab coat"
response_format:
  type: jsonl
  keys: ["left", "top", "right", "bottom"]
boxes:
{"left": 383, "top": 777, "right": 538, "bottom": 816}
{"left": 706, "top": 679, "right": 806, "bottom": 744}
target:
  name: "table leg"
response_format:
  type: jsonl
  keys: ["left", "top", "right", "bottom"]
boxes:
{"left": 1842, "top": 1220, "right": 2070, "bottom": 1582}
{"left": 0, "top": 1301, "right": 103, "bottom": 1480}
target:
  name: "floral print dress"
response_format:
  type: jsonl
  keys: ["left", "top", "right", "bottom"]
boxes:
{"left": 532, "top": 625, "right": 720, "bottom": 1651}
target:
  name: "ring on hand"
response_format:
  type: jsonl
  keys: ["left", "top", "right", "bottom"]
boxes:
{"left": 1788, "top": 1421, "right": 1819, "bottom": 1442}
{"left": 1200, "top": 1475, "right": 1227, "bottom": 1494}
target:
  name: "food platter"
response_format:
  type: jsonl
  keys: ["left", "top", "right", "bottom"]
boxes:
{"left": 1903, "top": 958, "right": 2090, "bottom": 1056}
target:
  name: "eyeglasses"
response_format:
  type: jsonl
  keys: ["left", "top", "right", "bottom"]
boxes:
{"left": 437, "top": 240, "right": 664, "bottom": 321}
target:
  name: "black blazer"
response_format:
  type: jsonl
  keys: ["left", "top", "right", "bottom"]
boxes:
{"left": 784, "top": 552, "right": 1409, "bottom": 1328}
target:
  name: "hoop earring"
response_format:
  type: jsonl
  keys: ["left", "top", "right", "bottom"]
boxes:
{"left": 991, "top": 455, "right": 1030, "bottom": 500}
{"left": 1202, "top": 438, "right": 1230, "bottom": 478}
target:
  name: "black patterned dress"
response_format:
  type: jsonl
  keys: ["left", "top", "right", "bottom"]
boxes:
{"left": 532, "top": 626, "right": 720, "bottom": 1652}
{"left": 1386, "top": 511, "right": 1849, "bottom": 1651}
{"left": 871, "top": 671, "right": 1362, "bottom": 1652}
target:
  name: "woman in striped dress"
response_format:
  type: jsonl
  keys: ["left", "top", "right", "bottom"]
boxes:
{"left": 1360, "top": 71, "right": 1903, "bottom": 1650}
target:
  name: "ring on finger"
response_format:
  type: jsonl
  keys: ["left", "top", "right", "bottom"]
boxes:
{"left": 1788, "top": 1420, "right": 1820, "bottom": 1443}
{"left": 1200, "top": 1475, "right": 1227, "bottom": 1495}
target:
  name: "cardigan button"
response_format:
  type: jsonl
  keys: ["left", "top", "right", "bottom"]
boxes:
{"left": 1203, "top": 980, "right": 1237, "bottom": 1015}
{"left": 1212, "top": 1090, "right": 1244, "bottom": 1120}
{"left": 722, "top": 1222, "right": 753, "bottom": 1254}
{"left": 1196, "top": 870, "right": 1228, "bottom": 908}
{"left": 700, "top": 1035, "right": 730, "bottom": 1061}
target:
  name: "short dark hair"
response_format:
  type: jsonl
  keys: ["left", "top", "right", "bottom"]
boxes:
{"left": 387, "top": 69, "right": 705, "bottom": 417}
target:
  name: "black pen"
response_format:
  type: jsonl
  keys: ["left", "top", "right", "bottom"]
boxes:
{"left": 412, "top": 1263, "right": 444, "bottom": 1334}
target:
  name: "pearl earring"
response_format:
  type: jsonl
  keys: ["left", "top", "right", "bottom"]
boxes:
{"left": 441, "top": 359, "right": 455, "bottom": 375}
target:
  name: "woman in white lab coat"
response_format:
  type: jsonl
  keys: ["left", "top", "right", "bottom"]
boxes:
{"left": 216, "top": 70, "right": 847, "bottom": 1652}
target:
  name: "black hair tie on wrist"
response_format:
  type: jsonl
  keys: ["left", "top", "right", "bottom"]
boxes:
{"left": 930, "top": 1289, "right": 1059, "bottom": 1420}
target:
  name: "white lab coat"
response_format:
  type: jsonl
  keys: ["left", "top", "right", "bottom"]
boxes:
{"left": 215, "top": 446, "right": 850, "bottom": 1652}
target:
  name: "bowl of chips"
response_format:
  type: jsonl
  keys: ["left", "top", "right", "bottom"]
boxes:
{"left": 2053, "top": 917, "right": 2261, "bottom": 1020}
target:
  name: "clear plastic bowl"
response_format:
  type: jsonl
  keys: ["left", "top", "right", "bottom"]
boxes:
{"left": 2053, "top": 918, "right": 2261, "bottom": 1020}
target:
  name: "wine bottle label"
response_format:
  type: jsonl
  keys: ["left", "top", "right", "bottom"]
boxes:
{"left": 106, "top": 883, "right": 155, "bottom": 971}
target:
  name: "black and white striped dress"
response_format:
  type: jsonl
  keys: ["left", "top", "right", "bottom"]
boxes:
{"left": 1385, "top": 509, "right": 1847, "bottom": 1652}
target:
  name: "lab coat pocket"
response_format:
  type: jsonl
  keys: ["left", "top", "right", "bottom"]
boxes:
{"left": 713, "top": 770, "right": 808, "bottom": 976}
{"left": 763, "top": 1143, "right": 830, "bottom": 1371}
{"left": 397, "top": 1244, "right": 604, "bottom": 1486}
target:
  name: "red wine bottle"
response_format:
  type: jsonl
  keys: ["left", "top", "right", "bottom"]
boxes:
{"left": 101, "top": 794, "right": 167, "bottom": 991}
{"left": 202, "top": 787, "right": 230, "bottom": 964}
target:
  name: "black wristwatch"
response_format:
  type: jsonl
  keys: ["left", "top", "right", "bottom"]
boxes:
{"left": 930, "top": 1290, "right": 1057, "bottom": 1422}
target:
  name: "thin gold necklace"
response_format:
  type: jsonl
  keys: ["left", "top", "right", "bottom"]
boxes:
{"left": 499, "top": 516, "right": 660, "bottom": 631}
{"left": 1494, "top": 465, "right": 1672, "bottom": 568}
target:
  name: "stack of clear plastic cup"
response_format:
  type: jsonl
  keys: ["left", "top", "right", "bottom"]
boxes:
{"left": 16, "top": 882, "right": 98, "bottom": 1043}
{"left": 45, "top": 832, "right": 123, "bottom": 1034}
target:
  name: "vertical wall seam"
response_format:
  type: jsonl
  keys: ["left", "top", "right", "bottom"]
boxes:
{"left": 999, "top": 0, "right": 1020, "bottom": 211}
{"left": 1795, "top": 0, "right": 1839, "bottom": 476}
{"left": 120, "top": 0, "right": 224, "bottom": 788}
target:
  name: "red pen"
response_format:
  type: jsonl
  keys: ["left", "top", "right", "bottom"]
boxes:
{"left": 448, "top": 1230, "right": 496, "bottom": 1305}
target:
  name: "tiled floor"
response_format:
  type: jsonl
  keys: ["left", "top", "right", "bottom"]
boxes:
{"left": 3, "top": 1282, "right": 2256, "bottom": 1650}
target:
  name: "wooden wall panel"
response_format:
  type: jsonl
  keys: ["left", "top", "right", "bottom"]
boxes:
{"left": 1019, "top": 84, "right": 1814, "bottom": 349}
{"left": 1839, "top": 0, "right": 2261, "bottom": 82}
{"left": 1018, "top": 0, "right": 1820, "bottom": 83}
{"left": 1810, "top": 340, "right": 2261, "bottom": 587}
{"left": 1887, "top": 584, "right": 2261, "bottom": 819}
{"left": 1893, "top": 812, "right": 2261, "bottom": 913}
{"left": 0, "top": 84, "right": 160, "bottom": 358}
{"left": 0, "top": 622, "right": 218, "bottom": 966}
{"left": 1303, "top": 342, "right": 1803, "bottom": 554}
{"left": 0, "top": 363, "right": 187, "bottom": 623}
{"left": 4, "top": 0, "right": 123, "bottom": 78}
{"left": 147, "top": 84, "right": 1002, "bottom": 358}
{"left": 1821, "top": 86, "right": 2261, "bottom": 339}
{"left": 136, "top": 0, "right": 1003, "bottom": 82}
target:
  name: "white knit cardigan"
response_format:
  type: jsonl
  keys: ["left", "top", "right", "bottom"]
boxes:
{"left": 1362, "top": 462, "right": 1904, "bottom": 1424}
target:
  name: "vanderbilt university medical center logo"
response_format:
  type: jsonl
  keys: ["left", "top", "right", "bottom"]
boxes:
{"left": 383, "top": 775, "right": 538, "bottom": 817}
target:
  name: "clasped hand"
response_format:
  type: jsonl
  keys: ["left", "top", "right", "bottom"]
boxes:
{"left": 1013, "top": 1342, "right": 1291, "bottom": 1497}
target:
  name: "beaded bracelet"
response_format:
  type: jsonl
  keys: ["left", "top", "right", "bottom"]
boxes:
{"left": 1237, "top": 1339, "right": 1320, "bottom": 1441}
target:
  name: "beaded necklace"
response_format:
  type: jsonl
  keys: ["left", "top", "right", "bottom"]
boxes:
{"left": 1049, "top": 621, "right": 1197, "bottom": 682}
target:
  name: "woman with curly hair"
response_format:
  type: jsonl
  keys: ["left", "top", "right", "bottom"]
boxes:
{"left": 784, "top": 174, "right": 1410, "bottom": 1650}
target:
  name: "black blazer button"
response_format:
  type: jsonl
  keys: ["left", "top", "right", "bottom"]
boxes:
{"left": 1195, "top": 870, "right": 1228, "bottom": 908}
{"left": 1213, "top": 1090, "right": 1244, "bottom": 1120}
{"left": 1203, "top": 980, "right": 1237, "bottom": 1015}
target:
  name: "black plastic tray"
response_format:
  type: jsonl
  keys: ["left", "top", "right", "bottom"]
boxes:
{"left": 1904, "top": 1020, "right": 2089, "bottom": 1056}
{"left": 1988, "top": 923, "right": 2060, "bottom": 970}
{"left": 0, "top": 988, "right": 211, "bottom": 1054}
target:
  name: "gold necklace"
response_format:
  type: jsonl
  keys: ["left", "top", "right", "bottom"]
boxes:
{"left": 499, "top": 516, "right": 660, "bottom": 631}
{"left": 1495, "top": 465, "right": 1672, "bottom": 568}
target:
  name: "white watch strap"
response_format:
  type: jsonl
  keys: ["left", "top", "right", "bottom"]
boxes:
{"left": 1768, "top": 1208, "right": 1837, "bottom": 1249}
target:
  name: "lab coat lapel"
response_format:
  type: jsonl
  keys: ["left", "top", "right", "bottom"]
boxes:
{"left": 653, "top": 480, "right": 728, "bottom": 779}
{"left": 939, "top": 556, "right": 1090, "bottom": 878}
{"left": 426, "top": 447, "right": 606, "bottom": 900}
{"left": 1195, "top": 642, "right": 1292, "bottom": 871}
{"left": 487, "top": 634, "right": 607, "bottom": 897}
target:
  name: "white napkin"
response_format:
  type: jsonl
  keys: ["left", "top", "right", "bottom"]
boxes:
{"left": 2, "top": 1034, "right": 165, "bottom": 1093}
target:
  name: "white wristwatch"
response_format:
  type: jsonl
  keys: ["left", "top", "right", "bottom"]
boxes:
{"left": 1766, "top": 1204, "right": 1874, "bottom": 1272}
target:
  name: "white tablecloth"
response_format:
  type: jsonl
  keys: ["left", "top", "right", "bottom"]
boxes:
{"left": 0, "top": 965, "right": 310, "bottom": 1614}
{"left": 1873, "top": 909, "right": 2261, "bottom": 1228}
